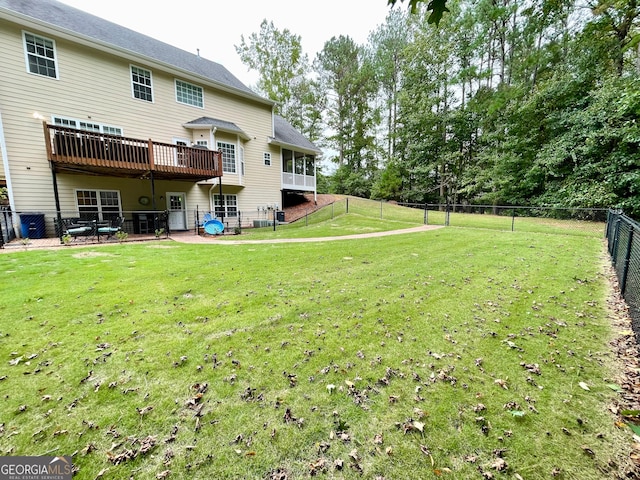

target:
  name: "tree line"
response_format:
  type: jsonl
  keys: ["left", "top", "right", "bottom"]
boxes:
{"left": 236, "top": 0, "right": 640, "bottom": 216}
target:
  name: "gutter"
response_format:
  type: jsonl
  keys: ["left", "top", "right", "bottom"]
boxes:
{"left": 0, "top": 7, "right": 277, "bottom": 108}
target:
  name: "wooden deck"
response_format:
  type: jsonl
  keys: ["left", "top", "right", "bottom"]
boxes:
{"left": 44, "top": 123, "right": 223, "bottom": 181}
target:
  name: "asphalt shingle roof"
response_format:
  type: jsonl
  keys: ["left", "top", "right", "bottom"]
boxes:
{"left": 273, "top": 115, "right": 322, "bottom": 155}
{"left": 184, "top": 117, "right": 249, "bottom": 139}
{"left": 0, "top": 0, "right": 321, "bottom": 153}
{"left": 0, "top": 0, "right": 262, "bottom": 99}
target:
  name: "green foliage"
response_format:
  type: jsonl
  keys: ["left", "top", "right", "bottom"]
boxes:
{"left": 240, "top": 0, "right": 639, "bottom": 212}
{"left": 389, "top": 0, "right": 639, "bottom": 212}
{"left": 388, "top": 0, "right": 450, "bottom": 24}
{"left": 235, "top": 20, "right": 322, "bottom": 140}
{"left": 317, "top": 36, "right": 381, "bottom": 195}
{"left": 370, "top": 162, "right": 403, "bottom": 200}
{"left": 328, "top": 165, "right": 372, "bottom": 198}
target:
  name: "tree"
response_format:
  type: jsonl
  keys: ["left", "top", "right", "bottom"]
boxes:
{"left": 369, "top": 9, "right": 410, "bottom": 162}
{"left": 388, "top": 0, "right": 450, "bottom": 24}
{"left": 316, "top": 35, "right": 381, "bottom": 196}
{"left": 235, "top": 19, "right": 309, "bottom": 118}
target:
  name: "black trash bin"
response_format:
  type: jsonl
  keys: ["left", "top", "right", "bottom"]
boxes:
{"left": 20, "top": 213, "right": 46, "bottom": 239}
{"left": 276, "top": 211, "right": 285, "bottom": 222}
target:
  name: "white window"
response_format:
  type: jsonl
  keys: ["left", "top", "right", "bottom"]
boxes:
{"left": 76, "top": 190, "right": 121, "bottom": 221}
{"left": 173, "top": 138, "right": 189, "bottom": 166}
{"left": 195, "top": 140, "right": 208, "bottom": 148}
{"left": 175, "top": 80, "right": 203, "bottom": 108}
{"left": 263, "top": 152, "right": 272, "bottom": 166}
{"left": 131, "top": 65, "right": 153, "bottom": 102}
{"left": 217, "top": 141, "right": 236, "bottom": 173}
{"left": 213, "top": 194, "right": 238, "bottom": 218}
{"left": 53, "top": 116, "right": 122, "bottom": 136}
{"left": 23, "top": 32, "right": 58, "bottom": 79}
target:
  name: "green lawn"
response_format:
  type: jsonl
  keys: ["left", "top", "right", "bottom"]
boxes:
{"left": 233, "top": 197, "right": 604, "bottom": 240}
{"left": 0, "top": 225, "right": 630, "bottom": 479}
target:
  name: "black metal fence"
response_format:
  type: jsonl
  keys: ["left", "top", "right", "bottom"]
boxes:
{"left": 606, "top": 210, "right": 640, "bottom": 337}
{"left": 0, "top": 207, "right": 16, "bottom": 247}
{"left": 0, "top": 209, "right": 170, "bottom": 248}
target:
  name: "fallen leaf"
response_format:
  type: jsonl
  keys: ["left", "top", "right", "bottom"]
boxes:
{"left": 581, "top": 445, "right": 595, "bottom": 457}
{"left": 494, "top": 379, "right": 508, "bottom": 389}
{"left": 578, "top": 382, "right": 590, "bottom": 391}
{"left": 491, "top": 457, "right": 507, "bottom": 471}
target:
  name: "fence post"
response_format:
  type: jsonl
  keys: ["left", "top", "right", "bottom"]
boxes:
{"left": 346, "top": 198, "right": 349, "bottom": 214}
{"left": 424, "top": 204, "right": 427, "bottom": 225}
{"left": 380, "top": 200, "right": 383, "bottom": 219}
{"left": 611, "top": 219, "right": 621, "bottom": 264}
{"left": 620, "top": 226, "right": 634, "bottom": 295}
{"left": 511, "top": 209, "right": 516, "bottom": 232}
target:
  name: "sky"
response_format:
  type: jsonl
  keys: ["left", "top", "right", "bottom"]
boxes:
{"left": 57, "top": 0, "right": 396, "bottom": 88}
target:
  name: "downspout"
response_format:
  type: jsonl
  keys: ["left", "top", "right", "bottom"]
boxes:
{"left": 218, "top": 176, "right": 224, "bottom": 225}
{"left": 0, "top": 110, "right": 17, "bottom": 213}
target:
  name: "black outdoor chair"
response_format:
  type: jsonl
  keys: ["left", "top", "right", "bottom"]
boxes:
{"left": 97, "top": 216, "right": 124, "bottom": 239}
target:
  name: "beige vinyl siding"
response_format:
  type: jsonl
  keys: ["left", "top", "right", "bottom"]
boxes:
{"left": 0, "top": 18, "right": 282, "bottom": 224}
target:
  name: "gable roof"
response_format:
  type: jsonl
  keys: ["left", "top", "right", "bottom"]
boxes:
{"left": 0, "top": 0, "right": 271, "bottom": 104}
{"left": 271, "top": 115, "right": 322, "bottom": 155}
{"left": 183, "top": 117, "right": 250, "bottom": 140}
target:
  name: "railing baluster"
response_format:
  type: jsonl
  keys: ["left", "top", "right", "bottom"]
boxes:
{"left": 45, "top": 124, "right": 222, "bottom": 178}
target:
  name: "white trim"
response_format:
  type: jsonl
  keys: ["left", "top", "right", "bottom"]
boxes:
{"left": 175, "top": 79, "right": 204, "bottom": 108}
{"left": 74, "top": 188, "right": 122, "bottom": 220}
{"left": 213, "top": 193, "right": 238, "bottom": 218}
{"left": 130, "top": 64, "right": 154, "bottom": 103}
{"left": 172, "top": 137, "right": 190, "bottom": 166}
{"left": 166, "top": 191, "right": 187, "bottom": 230}
{"left": 52, "top": 115, "right": 123, "bottom": 135}
{"left": 22, "top": 30, "right": 59, "bottom": 80}
{"left": 3, "top": 10, "right": 274, "bottom": 106}
{"left": 217, "top": 140, "right": 237, "bottom": 174}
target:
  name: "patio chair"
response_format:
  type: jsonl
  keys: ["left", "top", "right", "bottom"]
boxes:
{"left": 97, "top": 216, "right": 124, "bottom": 239}
{"left": 62, "top": 217, "right": 96, "bottom": 239}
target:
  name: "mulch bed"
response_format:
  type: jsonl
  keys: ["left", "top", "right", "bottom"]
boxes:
{"left": 605, "top": 261, "right": 640, "bottom": 478}
{"left": 283, "top": 194, "right": 336, "bottom": 223}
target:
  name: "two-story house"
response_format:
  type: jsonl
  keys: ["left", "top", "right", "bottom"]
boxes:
{"left": 0, "top": 0, "right": 321, "bottom": 238}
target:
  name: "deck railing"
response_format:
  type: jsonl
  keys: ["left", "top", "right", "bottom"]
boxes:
{"left": 44, "top": 123, "right": 222, "bottom": 179}
{"left": 282, "top": 172, "right": 316, "bottom": 191}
